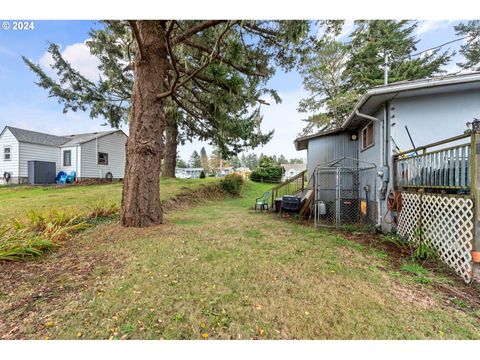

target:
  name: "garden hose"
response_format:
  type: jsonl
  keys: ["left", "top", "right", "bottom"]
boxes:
{"left": 384, "top": 190, "right": 402, "bottom": 225}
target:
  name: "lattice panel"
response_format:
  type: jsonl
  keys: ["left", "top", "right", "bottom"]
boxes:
{"left": 398, "top": 192, "right": 474, "bottom": 283}
{"left": 397, "top": 192, "right": 421, "bottom": 242}
{"left": 422, "top": 195, "right": 473, "bottom": 283}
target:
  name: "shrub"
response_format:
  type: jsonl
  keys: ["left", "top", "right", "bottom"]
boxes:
{"left": 250, "top": 155, "right": 284, "bottom": 183}
{"left": 199, "top": 170, "right": 206, "bottom": 179}
{"left": 220, "top": 173, "right": 244, "bottom": 195}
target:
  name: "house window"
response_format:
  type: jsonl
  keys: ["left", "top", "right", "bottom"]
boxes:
{"left": 98, "top": 152, "right": 108, "bottom": 165}
{"left": 3, "top": 147, "right": 11, "bottom": 161}
{"left": 63, "top": 150, "right": 71, "bottom": 166}
{"left": 361, "top": 122, "right": 375, "bottom": 150}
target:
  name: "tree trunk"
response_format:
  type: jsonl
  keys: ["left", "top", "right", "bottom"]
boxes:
{"left": 163, "top": 118, "right": 178, "bottom": 178}
{"left": 121, "top": 21, "right": 166, "bottom": 227}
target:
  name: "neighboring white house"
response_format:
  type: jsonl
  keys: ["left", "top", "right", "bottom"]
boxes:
{"left": 294, "top": 72, "right": 480, "bottom": 233}
{"left": 175, "top": 167, "right": 204, "bottom": 178}
{"left": 281, "top": 163, "right": 306, "bottom": 181}
{"left": 0, "top": 126, "right": 127, "bottom": 184}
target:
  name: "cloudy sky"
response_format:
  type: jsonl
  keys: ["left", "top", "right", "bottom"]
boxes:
{"left": 0, "top": 20, "right": 469, "bottom": 162}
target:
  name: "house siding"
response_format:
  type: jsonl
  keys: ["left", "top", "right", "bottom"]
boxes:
{"left": 80, "top": 132, "right": 127, "bottom": 179}
{"left": 18, "top": 142, "right": 61, "bottom": 178}
{"left": 307, "top": 132, "right": 358, "bottom": 177}
{"left": 0, "top": 128, "right": 20, "bottom": 183}
{"left": 357, "top": 109, "right": 383, "bottom": 168}
{"left": 390, "top": 90, "right": 480, "bottom": 151}
{"left": 59, "top": 145, "right": 79, "bottom": 175}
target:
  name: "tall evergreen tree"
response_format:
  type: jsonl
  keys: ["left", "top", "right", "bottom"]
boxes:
{"left": 297, "top": 20, "right": 451, "bottom": 136}
{"left": 189, "top": 150, "right": 201, "bottom": 168}
{"left": 298, "top": 37, "right": 358, "bottom": 134}
{"left": 455, "top": 21, "right": 480, "bottom": 71}
{"left": 200, "top": 147, "right": 209, "bottom": 173}
{"left": 346, "top": 20, "right": 451, "bottom": 90}
{"left": 23, "top": 20, "right": 309, "bottom": 227}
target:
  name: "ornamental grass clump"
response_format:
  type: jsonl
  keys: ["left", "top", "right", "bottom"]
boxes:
{"left": 0, "top": 226, "right": 55, "bottom": 261}
{"left": 86, "top": 200, "right": 120, "bottom": 219}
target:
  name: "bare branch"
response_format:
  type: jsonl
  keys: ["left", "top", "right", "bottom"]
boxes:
{"left": 157, "top": 21, "right": 234, "bottom": 100}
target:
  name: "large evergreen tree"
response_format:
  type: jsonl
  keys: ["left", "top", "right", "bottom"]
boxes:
{"left": 23, "top": 22, "right": 277, "bottom": 179}
{"left": 24, "top": 20, "right": 309, "bottom": 227}
{"left": 346, "top": 20, "right": 451, "bottom": 90}
{"left": 297, "top": 20, "right": 451, "bottom": 135}
{"left": 298, "top": 37, "right": 358, "bottom": 135}
{"left": 455, "top": 21, "right": 480, "bottom": 71}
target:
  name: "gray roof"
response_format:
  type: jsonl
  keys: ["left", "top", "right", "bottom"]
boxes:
{"left": 61, "top": 130, "right": 120, "bottom": 146}
{"left": 6, "top": 126, "right": 71, "bottom": 147}
{"left": 4, "top": 126, "right": 122, "bottom": 147}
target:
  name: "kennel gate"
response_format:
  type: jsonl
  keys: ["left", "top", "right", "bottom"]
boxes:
{"left": 314, "top": 163, "right": 377, "bottom": 229}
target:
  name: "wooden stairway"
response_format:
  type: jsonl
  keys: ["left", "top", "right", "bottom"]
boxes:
{"left": 270, "top": 170, "right": 315, "bottom": 219}
{"left": 270, "top": 169, "right": 307, "bottom": 205}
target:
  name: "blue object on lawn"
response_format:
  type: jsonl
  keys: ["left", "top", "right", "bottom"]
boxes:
{"left": 56, "top": 171, "right": 67, "bottom": 184}
{"left": 66, "top": 171, "right": 76, "bottom": 184}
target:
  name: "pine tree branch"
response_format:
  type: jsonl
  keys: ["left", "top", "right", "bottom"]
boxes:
{"left": 183, "top": 38, "right": 267, "bottom": 77}
{"left": 171, "top": 20, "right": 226, "bottom": 46}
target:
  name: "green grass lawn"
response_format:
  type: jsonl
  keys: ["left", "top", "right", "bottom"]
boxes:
{"left": 1, "top": 180, "right": 479, "bottom": 339}
{"left": 0, "top": 178, "right": 218, "bottom": 223}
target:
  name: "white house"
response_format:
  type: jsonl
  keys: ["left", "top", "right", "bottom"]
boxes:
{"left": 175, "top": 167, "right": 204, "bottom": 178}
{"left": 0, "top": 126, "right": 127, "bottom": 184}
{"left": 281, "top": 163, "right": 306, "bottom": 181}
{"left": 294, "top": 72, "right": 480, "bottom": 233}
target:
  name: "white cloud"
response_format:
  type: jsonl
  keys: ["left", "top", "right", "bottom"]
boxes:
{"left": 39, "top": 41, "right": 101, "bottom": 82}
{"left": 337, "top": 20, "right": 355, "bottom": 40}
{"left": 416, "top": 20, "right": 453, "bottom": 35}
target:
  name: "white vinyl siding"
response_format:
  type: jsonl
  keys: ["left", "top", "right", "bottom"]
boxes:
{"left": 18, "top": 142, "right": 61, "bottom": 177}
{"left": 80, "top": 132, "right": 126, "bottom": 179}
{"left": 59, "top": 146, "right": 79, "bottom": 175}
{"left": 0, "top": 128, "right": 20, "bottom": 181}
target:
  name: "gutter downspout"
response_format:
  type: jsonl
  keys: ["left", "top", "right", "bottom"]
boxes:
{"left": 355, "top": 110, "right": 385, "bottom": 166}
{"left": 355, "top": 110, "right": 389, "bottom": 230}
